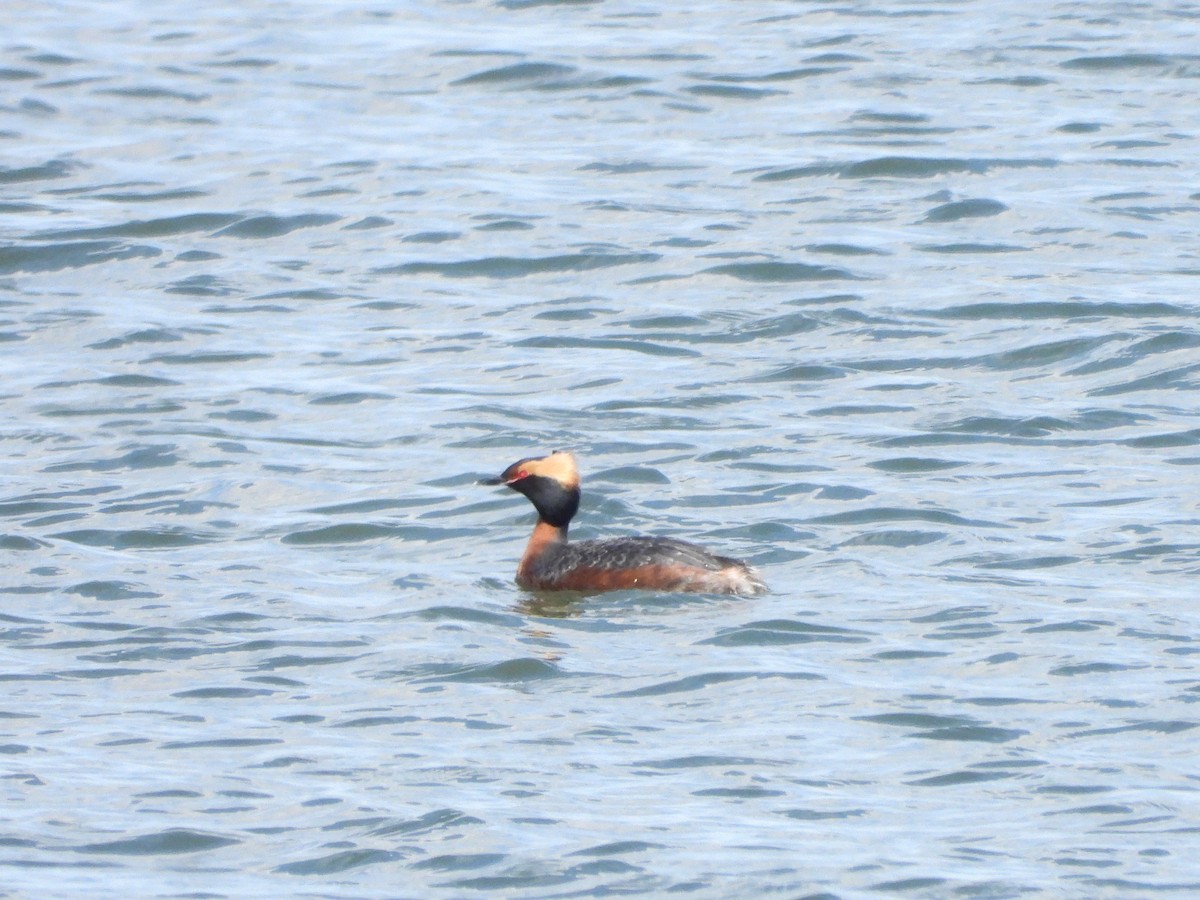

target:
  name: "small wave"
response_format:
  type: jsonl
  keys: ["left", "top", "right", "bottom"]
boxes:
{"left": 805, "top": 242, "right": 890, "bottom": 256}
{"left": 1088, "top": 368, "right": 1200, "bottom": 398}
{"left": 282, "top": 524, "right": 476, "bottom": 545}
{"left": 753, "top": 156, "right": 1056, "bottom": 181}
{"left": 253, "top": 651, "right": 366, "bottom": 672}
{"left": 39, "top": 400, "right": 184, "bottom": 418}
{"left": 907, "top": 769, "right": 1016, "bottom": 787}
{"left": 276, "top": 848, "right": 407, "bottom": 876}
{"left": 306, "top": 497, "right": 439, "bottom": 515}
{"left": 94, "top": 85, "right": 209, "bottom": 102}
{"left": 213, "top": 213, "right": 341, "bottom": 238}
{"left": 857, "top": 712, "right": 971, "bottom": 728}
{"left": 693, "top": 786, "right": 785, "bottom": 798}
{"left": 972, "top": 75, "right": 1055, "bottom": 87}
{"left": 410, "top": 658, "right": 566, "bottom": 684}
{"left": 379, "top": 252, "right": 659, "bottom": 278}
{"left": 172, "top": 686, "right": 276, "bottom": 699}
{"left": 0, "top": 534, "right": 47, "bottom": 550}
{"left": 453, "top": 59, "right": 648, "bottom": 91}
{"left": 159, "top": 736, "right": 283, "bottom": 749}
{"left": 780, "top": 807, "right": 866, "bottom": 821}
{"left": 93, "top": 187, "right": 207, "bottom": 203}
{"left": 579, "top": 161, "right": 700, "bottom": 175}
{"left": 402, "top": 229, "right": 460, "bottom": 243}
{"left": 867, "top": 458, "right": 965, "bottom": 473}
{"left": 1050, "top": 662, "right": 1147, "bottom": 677}
{"left": 411, "top": 852, "right": 507, "bottom": 872}
{"left": 0, "top": 497, "right": 91, "bottom": 518}
{"left": 0, "top": 240, "right": 159, "bottom": 274}
{"left": 30, "top": 212, "right": 240, "bottom": 240}
{"left": 452, "top": 61, "right": 576, "bottom": 86}
{"left": 922, "top": 199, "right": 1008, "bottom": 222}
{"left": 342, "top": 215, "right": 392, "bottom": 231}
{"left": 605, "top": 670, "right": 822, "bottom": 698}
{"left": 86, "top": 327, "right": 185, "bottom": 349}
{"left": 912, "top": 725, "right": 1028, "bottom": 743}
{"left": 811, "top": 404, "right": 912, "bottom": 417}
{"left": 144, "top": 350, "right": 272, "bottom": 365}
{"left": 703, "top": 261, "right": 860, "bottom": 282}
{"left": 0, "top": 158, "right": 76, "bottom": 184}
{"left": 700, "top": 66, "right": 849, "bottom": 83}
{"left": 51, "top": 528, "right": 215, "bottom": 549}
{"left": 65, "top": 580, "right": 160, "bottom": 601}
{"left": 362, "top": 809, "right": 484, "bottom": 837}
{"left": 407, "top": 605, "right": 525, "bottom": 627}
{"left": 749, "top": 364, "right": 847, "bottom": 382}
{"left": 977, "top": 555, "right": 1081, "bottom": 570}
{"left": 1063, "top": 720, "right": 1197, "bottom": 738}
{"left": 568, "top": 840, "right": 665, "bottom": 857}
{"left": 474, "top": 217, "right": 535, "bottom": 232}
{"left": 684, "top": 84, "right": 785, "bottom": 100}
{"left": 56, "top": 667, "right": 158, "bottom": 679}
{"left": 164, "top": 274, "right": 236, "bottom": 297}
{"left": 839, "top": 530, "right": 947, "bottom": 548}
{"left": 936, "top": 410, "right": 1148, "bottom": 437}
{"left": 927, "top": 300, "right": 1188, "bottom": 320}
{"left": 917, "top": 242, "right": 1027, "bottom": 254}
{"left": 630, "top": 754, "right": 789, "bottom": 770}
{"left": 332, "top": 715, "right": 420, "bottom": 729}
{"left": 96, "top": 374, "right": 180, "bottom": 388}
{"left": 309, "top": 392, "right": 395, "bottom": 405}
{"left": 698, "top": 620, "right": 872, "bottom": 647}
{"left": 514, "top": 335, "right": 699, "bottom": 358}
{"left": 808, "top": 507, "right": 1003, "bottom": 529}
{"left": 497, "top": 0, "right": 590, "bottom": 8}
{"left": 74, "top": 828, "right": 240, "bottom": 855}
{"left": 43, "top": 443, "right": 179, "bottom": 473}
{"left": 1061, "top": 54, "right": 1175, "bottom": 71}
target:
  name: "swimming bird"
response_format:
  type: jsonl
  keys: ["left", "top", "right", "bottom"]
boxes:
{"left": 481, "top": 451, "right": 767, "bottom": 595}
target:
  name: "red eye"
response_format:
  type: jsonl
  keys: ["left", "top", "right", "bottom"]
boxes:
{"left": 516, "top": 469, "right": 528, "bottom": 479}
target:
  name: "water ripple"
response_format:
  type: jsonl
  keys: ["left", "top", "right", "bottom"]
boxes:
{"left": 0, "top": 240, "right": 160, "bottom": 274}
{"left": 5, "top": 3, "right": 1199, "bottom": 897}
{"left": 379, "top": 252, "right": 660, "bottom": 278}
{"left": 75, "top": 829, "right": 240, "bottom": 855}
{"left": 703, "top": 261, "right": 860, "bottom": 282}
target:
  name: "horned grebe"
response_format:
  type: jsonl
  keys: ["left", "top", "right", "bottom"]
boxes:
{"left": 481, "top": 451, "right": 767, "bottom": 596}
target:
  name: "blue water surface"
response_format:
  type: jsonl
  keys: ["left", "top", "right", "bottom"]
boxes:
{"left": 2, "top": 1, "right": 1199, "bottom": 896}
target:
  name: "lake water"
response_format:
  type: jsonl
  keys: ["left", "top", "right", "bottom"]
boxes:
{"left": 3, "top": 0, "right": 1200, "bottom": 896}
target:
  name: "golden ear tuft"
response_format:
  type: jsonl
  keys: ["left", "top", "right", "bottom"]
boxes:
{"left": 526, "top": 450, "right": 579, "bottom": 488}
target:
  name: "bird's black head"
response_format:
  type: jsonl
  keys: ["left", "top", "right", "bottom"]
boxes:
{"left": 481, "top": 451, "right": 580, "bottom": 528}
